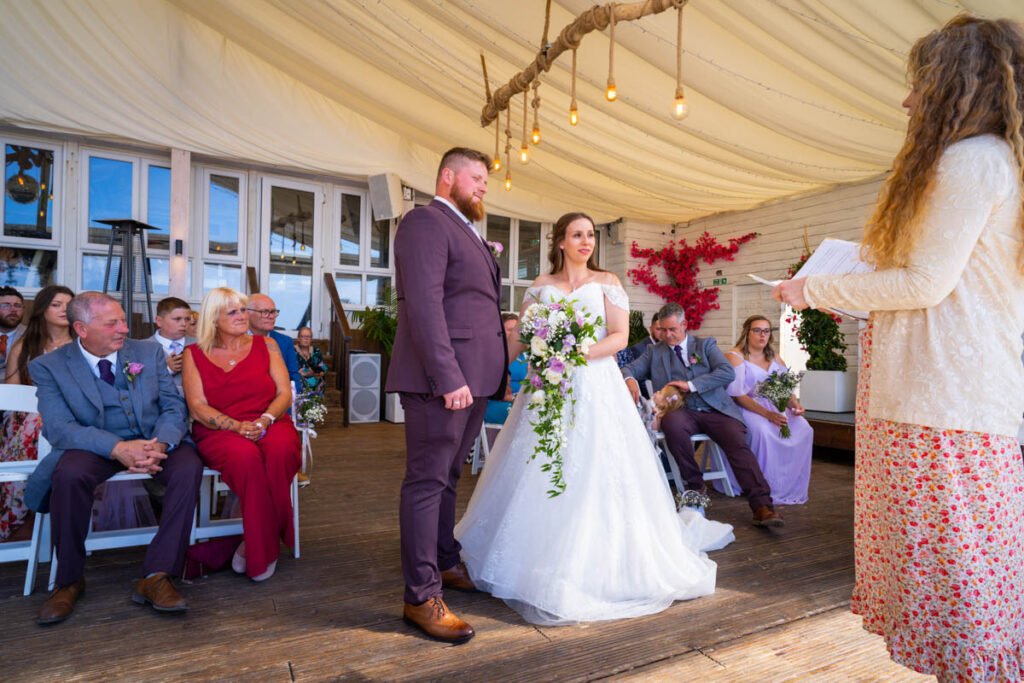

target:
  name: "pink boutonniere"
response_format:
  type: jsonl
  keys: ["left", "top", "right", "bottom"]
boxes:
{"left": 487, "top": 241, "right": 504, "bottom": 259}
{"left": 124, "top": 361, "right": 144, "bottom": 383}
{"left": 690, "top": 353, "right": 703, "bottom": 366}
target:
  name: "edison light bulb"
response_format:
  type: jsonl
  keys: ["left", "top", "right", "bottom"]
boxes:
{"left": 531, "top": 126, "right": 541, "bottom": 145}
{"left": 569, "top": 106, "right": 579, "bottom": 126}
{"left": 520, "top": 144, "right": 529, "bottom": 164}
{"left": 605, "top": 78, "right": 617, "bottom": 102}
{"left": 493, "top": 157, "right": 502, "bottom": 172}
{"left": 673, "top": 93, "right": 689, "bottom": 120}
{"left": 504, "top": 172, "right": 512, "bottom": 191}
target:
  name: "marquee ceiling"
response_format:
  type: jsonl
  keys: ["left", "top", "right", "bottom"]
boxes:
{"left": 1, "top": 0, "right": 1021, "bottom": 223}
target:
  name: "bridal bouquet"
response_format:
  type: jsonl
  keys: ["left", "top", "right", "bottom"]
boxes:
{"left": 519, "top": 297, "right": 603, "bottom": 497}
{"left": 754, "top": 370, "right": 804, "bottom": 438}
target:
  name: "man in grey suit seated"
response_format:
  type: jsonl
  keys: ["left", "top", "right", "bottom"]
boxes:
{"left": 622, "top": 302, "right": 784, "bottom": 527}
{"left": 26, "top": 292, "right": 203, "bottom": 625}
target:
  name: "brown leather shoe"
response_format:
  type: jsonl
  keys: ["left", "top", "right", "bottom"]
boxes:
{"left": 752, "top": 505, "right": 785, "bottom": 528}
{"left": 37, "top": 578, "right": 85, "bottom": 625}
{"left": 441, "top": 561, "right": 478, "bottom": 593}
{"left": 403, "top": 596, "right": 475, "bottom": 643}
{"left": 131, "top": 572, "right": 188, "bottom": 613}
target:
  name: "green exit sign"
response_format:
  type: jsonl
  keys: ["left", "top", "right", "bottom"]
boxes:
{"left": 712, "top": 277, "right": 728, "bottom": 285}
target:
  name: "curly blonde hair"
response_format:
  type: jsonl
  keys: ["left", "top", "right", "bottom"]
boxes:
{"left": 863, "top": 14, "right": 1024, "bottom": 270}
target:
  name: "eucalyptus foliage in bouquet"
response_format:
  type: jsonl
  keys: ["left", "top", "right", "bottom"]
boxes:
{"left": 519, "top": 297, "right": 603, "bottom": 497}
{"left": 754, "top": 370, "right": 804, "bottom": 438}
{"left": 296, "top": 392, "right": 328, "bottom": 427}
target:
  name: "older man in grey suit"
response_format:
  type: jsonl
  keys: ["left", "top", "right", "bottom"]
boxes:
{"left": 623, "top": 302, "right": 783, "bottom": 527}
{"left": 27, "top": 292, "right": 203, "bottom": 625}
{"left": 385, "top": 147, "right": 507, "bottom": 643}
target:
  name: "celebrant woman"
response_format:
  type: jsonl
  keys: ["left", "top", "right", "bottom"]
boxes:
{"left": 774, "top": 15, "right": 1024, "bottom": 681}
{"left": 455, "top": 212, "right": 734, "bottom": 626}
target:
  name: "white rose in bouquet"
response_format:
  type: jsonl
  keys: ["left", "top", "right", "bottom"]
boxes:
{"left": 531, "top": 336, "right": 549, "bottom": 355}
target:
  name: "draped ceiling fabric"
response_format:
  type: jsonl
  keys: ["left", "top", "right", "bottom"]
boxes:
{"left": 1, "top": 0, "right": 1022, "bottom": 223}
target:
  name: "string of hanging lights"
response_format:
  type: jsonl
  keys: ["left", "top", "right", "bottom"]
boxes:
{"left": 478, "top": 0, "right": 688, "bottom": 191}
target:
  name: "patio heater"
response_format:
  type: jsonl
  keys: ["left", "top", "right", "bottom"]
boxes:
{"left": 95, "top": 218, "right": 156, "bottom": 337}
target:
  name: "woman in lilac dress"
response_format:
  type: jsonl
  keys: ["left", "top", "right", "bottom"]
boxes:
{"left": 720, "top": 315, "right": 813, "bottom": 505}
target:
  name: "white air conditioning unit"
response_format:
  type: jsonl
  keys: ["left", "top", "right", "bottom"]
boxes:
{"left": 348, "top": 352, "right": 381, "bottom": 423}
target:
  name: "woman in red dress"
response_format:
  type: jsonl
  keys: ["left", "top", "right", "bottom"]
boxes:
{"left": 183, "top": 287, "right": 300, "bottom": 581}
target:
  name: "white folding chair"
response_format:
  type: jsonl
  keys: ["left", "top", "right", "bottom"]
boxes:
{"left": 470, "top": 421, "right": 503, "bottom": 475}
{"left": 0, "top": 384, "right": 52, "bottom": 595}
{"left": 643, "top": 380, "right": 736, "bottom": 496}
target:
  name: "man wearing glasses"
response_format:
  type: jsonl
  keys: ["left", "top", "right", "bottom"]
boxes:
{"left": 246, "top": 293, "right": 300, "bottom": 388}
{"left": 0, "top": 286, "right": 26, "bottom": 383}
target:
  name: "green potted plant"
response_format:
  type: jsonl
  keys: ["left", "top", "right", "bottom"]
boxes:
{"left": 786, "top": 252, "right": 857, "bottom": 412}
{"left": 352, "top": 287, "right": 401, "bottom": 422}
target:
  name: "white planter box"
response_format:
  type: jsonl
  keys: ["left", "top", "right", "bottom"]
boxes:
{"left": 385, "top": 392, "right": 405, "bottom": 423}
{"left": 800, "top": 370, "right": 857, "bottom": 413}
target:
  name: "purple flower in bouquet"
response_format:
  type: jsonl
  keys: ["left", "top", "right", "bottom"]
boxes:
{"left": 562, "top": 334, "right": 576, "bottom": 350}
{"left": 530, "top": 374, "right": 544, "bottom": 389}
{"left": 548, "top": 357, "right": 565, "bottom": 373}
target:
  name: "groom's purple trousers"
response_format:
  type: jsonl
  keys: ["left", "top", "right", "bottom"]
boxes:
{"left": 399, "top": 392, "right": 487, "bottom": 605}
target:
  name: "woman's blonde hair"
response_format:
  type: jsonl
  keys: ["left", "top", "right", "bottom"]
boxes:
{"left": 863, "top": 14, "right": 1024, "bottom": 270}
{"left": 196, "top": 287, "right": 247, "bottom": 353}
{"left": 734, "top": 315, "right": 776, "bottom": 362}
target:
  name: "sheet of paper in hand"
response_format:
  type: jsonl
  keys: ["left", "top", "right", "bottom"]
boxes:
{"left": 749, "top": 238, "right": 874, "bottom": 320}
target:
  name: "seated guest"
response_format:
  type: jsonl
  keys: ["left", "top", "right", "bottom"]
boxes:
{"left": 247, "top": 293, "right": 301, "bottom": 389}
{"left": 628, "top": 311, "right": 661, "bottom": 359}
{"left": 183, "top": 287, "right": 300, "bottom": 582}
{"left": 26, "top": 292, "right": 202, "bottom": 624}
{"left": 483, "top": 313, "right": 529, "bottom": 425}
{"left": 1, "top": 285, "right": 74, "bottom": 542}
{"left": 295, "top": 326, "right": 327, "bottom": 394}
{"left": 622, "top": 302, "right": 783, "bottom": 527}
{"left": 0, "top": 285, "right": 27, "bottom": 383}
{"left": 150, "top": 296, "right": 196, "bottom": 396}
{"left": 723, "top": 315, "right": 813, "bottom": 505}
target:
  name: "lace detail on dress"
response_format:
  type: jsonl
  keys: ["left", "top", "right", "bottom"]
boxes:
{"left": 600, "top": 284, "right": 629, "bottom": 311}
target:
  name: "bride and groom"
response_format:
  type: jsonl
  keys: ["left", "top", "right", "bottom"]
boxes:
{"left": 386, "top": 147, "right": 747, "bottom": 643}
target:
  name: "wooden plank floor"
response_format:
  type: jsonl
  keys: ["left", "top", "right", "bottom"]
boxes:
{"left": 0, "top": 423, "right": 915, "bottom": 681}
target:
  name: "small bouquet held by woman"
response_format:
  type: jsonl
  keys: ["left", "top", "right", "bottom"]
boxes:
{"left": 518, "top": 297, "right": 602, "bottom": 497}
{"left": 755, "top": 370, "right": 805, "bottom": 438}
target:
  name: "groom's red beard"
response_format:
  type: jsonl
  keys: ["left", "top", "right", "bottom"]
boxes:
{"left": 451, "top": 186, "right": 485, "bottom": 222}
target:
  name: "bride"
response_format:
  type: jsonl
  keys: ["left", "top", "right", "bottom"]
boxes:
{"left": 455, "top": 212, "right": 734, "bottom": 626}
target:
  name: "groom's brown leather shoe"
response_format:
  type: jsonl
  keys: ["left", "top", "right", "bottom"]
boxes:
{"left": 37, "top": 578, "right": 85, "bottom": 625}
{"left": 441, "top": 562, "right": 478, "bottom": 592}
{"left": 403, "top": 596, "right": 475, "bottom": 643}
{"left": 752, "top": 505, "right": 785, "bottom": 528}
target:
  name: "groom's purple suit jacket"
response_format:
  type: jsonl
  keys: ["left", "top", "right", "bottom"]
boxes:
{"left": 385, "top": 200, "right": 507, "bottom": 398}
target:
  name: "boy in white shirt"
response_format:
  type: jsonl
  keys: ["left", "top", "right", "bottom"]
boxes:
{"left": 150, "top": 297, "right": 195, "bottom": 395}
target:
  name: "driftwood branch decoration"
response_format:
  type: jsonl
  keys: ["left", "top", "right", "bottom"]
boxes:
{"left": 480, "top": 0, "right": 687, "bottom": 127}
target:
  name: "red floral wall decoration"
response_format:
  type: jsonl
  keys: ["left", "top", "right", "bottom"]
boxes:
{"left": 628, "top": 231, "right": 759, "bottom": 330}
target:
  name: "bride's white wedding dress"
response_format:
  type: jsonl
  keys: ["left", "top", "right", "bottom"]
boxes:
{"left": 455, "top": 282, "right": 734, "bottom": 626}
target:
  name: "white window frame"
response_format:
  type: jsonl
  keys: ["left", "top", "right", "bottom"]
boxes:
{"left": 484, "top": 213, "right": 551, "bottom": 313}
{"left": 199, "top": 166, "right": 248, "bottom": 265}
{"left": 0, "top": 134, "right": 64, "bottom": 292}
{"left": 330, "top": 186, "right": 395, "bottom": 312}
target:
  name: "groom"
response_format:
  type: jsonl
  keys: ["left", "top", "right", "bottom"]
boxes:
{"left": 386, "top": 147, "right": 507, "bottom": 643}
{"left": 622, "top": 303, "right": 784, "bottom": 527}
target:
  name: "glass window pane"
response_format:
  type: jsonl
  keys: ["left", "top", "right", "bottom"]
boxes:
{"left": 146, "top": 165, "right": 171, "bottom": 251}
{"left": 517, "top": 220, "right": 542, "bottom": 281}
{"left": 592, "top": 226, "right": 602, "bottom": 267}
{"left": 339, "top": 194, "right": 361, "bottom": 267}
{"left": 5, "top": 144, "right": 55, "bottom": 239}
{"left": 370, "top": 216, "right": 390, "bottom": 269}
{"left": 146, "top": 257, "right": 190, "bottom": 296}
{"left": 334, "top": 273, "right": 361, "bottom": 308}
{"left": 500, "top": 284, "right": 511, "bottom": 312}
{"left": 268, "top": 186, "right": 314, "bottom": 332}
{"left": 486, "top": 214, "right": 510, "bottom": 275}
{"left": 513, "top": 286, "right": 528, "bottom": 313}
{"left": 88, "top": 156, "right": 133, "bottom": 245}
{"left": 82, "top": 253, "right": 121, "bottom": 291}
{"left": 0, "top": 247, "right": 57, "bottom": 288}
{"left": 366, "top": 274, "right": 392, "bottom": 306}
{"left": 203, "top": 262, "right": 241, "bottom": 294}
{"left": 209, "top": 175, "right": 240, "bottom": 256}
